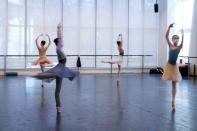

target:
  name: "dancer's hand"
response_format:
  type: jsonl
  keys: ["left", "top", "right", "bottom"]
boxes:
{"left": 181, "top": 29, "right": 184, "bottom": 34}
{"left": 39, "top": 33, "right": 44, "bottom": 36}
{"left": 36, "top": 34, "right": 43, "bottom": 41}
{"left": 57, "top": 23, "right": 62, "bottom": 29}
{"left": 36, "top": 35, "right": 40, "bottom": 41}
{"left": 46, "top": 34, "right": 51, "bottom": 43}
{"left": 169, "top": 23, "right": 174, "bottom": 28}
{"left": 45, "top": 34, "right": 50, "bottom": 37}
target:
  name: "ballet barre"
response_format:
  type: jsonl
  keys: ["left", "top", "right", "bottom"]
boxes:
{"left": 0, "top": 54, "right": 153, "bottom": 74}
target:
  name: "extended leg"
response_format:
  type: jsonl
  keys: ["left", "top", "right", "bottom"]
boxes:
{"left": 101, "top": 59, "right": 118, "bottom": 64}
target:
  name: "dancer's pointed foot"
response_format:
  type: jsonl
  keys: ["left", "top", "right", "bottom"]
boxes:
{"left": 56, "top": 107, "right": 62, "bottom": 114}
{"left": 172, "top": 101, "right": 175, "bottom": 112}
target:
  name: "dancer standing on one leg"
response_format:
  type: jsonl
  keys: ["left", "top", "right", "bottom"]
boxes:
{"left": 33, "top": 23, "right": 79, "bottom": 113}
{"left": 162, "top": 23, "right": 184, "bottom": 111}
{"left": 102, "top": 33, "right": 124, "bottom": 78}
{"left": 32, "top": 34, "right": 53, "bottom": 72}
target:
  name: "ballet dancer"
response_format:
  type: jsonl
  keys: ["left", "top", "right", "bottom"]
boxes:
{"left": 102, "top": 33, "right": 124, "bottom": 78}
{"left": 162, "top": 23, "right": 184, "bottom": 111}
{"left": 33, "top": 23, "right": 79, "bottom": 113}
{"left": 32, "top": 34, "right": 53, "bottom": 73}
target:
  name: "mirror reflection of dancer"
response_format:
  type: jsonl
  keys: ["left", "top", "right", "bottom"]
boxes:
{"left": 102, "top": 34, "right": 124, "bottom": 78}
{"left": 32, "top": 34, "right": 53, "bottom": 72}
{"left": 162, "top": 23, "right": 184, "bottom": 111}
{"left": 33, "top": 23, "right": 79, "bottom": 114}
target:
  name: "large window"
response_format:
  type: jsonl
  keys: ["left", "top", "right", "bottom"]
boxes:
{"left": 7, "top": 0, "right": 25, "bottom": 69}
{"left": 0, "top": 0, "right": 6, "bottom": 69}
{"left": 8, "top": 0, "right": 25, "bottom": 55}
{"left": 168, "top": 0, "right": 194, "bottom": 56}
{"left": 0, "top": 0, "right": 159, "bottom": 70}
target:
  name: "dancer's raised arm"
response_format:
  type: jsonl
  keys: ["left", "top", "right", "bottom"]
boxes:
{"left": 45, "top": 34, "right": 51, "bottom": 50}
{"left": 117, "top": 33, "right": 123, "bottom": 42}
{"left": 35, "top": 34, "right": 42, "bottom": 49}
{"left": 166, "top": 23, "right": 173, "bottom": 47}
{"left": 56, "top": 23, "right": 63, "bottom": 50}
{"left": 179, "top": 30, "right": 184, "bottom": 49}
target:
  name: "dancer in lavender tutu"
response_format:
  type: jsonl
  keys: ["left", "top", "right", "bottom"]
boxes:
{"left": 33, "top": 23, "right": 79, "bottom": 113}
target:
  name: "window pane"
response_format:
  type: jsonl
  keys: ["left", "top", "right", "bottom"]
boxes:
{"left": 96, "top": 0, "right": 113, "bottom": 56}
{"left": 0, "top": 0, "right": 6, "bottom": 56}
{"left": 63, "top": 0, "right": 79, "bottom": 55}
{"left": 80, "top": 0, "right": 95, "bottom": 56}
{"left": 7, "top": 26, "right": 25, "bottom": 55}
{"left": 168, "top": 0, "right": 194, "bottom": 56}
{"left": 8, "top": 0, "right": 25, "bottom": 57}
{"left": 8, "top": 0, "right": 25, "bottom": 25}
{"left": 27, "top": 0, "right": 43, "bottom": 26}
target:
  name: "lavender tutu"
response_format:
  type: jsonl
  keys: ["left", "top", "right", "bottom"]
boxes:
{"left": 35, "top": 63, "right": 79, "bottom": 83}
{"left": 33, "top": 24, "right": 79, "bottom": 83}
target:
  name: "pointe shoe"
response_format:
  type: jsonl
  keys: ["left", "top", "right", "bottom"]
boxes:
{"left": 56, "top": 107, "right": 62, "bottom": 113}
{"left": 172, "top": 101, "right": 175, "bottom": 112}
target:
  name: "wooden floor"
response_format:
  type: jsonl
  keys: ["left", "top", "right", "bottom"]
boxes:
{"left": 0, "top": 74, "right": 196, "bottom": 131}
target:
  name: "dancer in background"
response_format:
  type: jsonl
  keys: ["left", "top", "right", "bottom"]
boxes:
{"left": 102, "top": 33, "right": 124, "bottom": 79}
{"left": 32, "top": 34, "right": 53, "bottom": 72}
{"left": 162, "top": 23, "right": 184, "bottom": 111}
{"left": 33, "top": 23, "right": 79, "bottom": 114}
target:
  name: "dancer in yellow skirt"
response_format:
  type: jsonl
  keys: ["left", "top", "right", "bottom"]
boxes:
{"left": 162, "top": 23, "right": 184, "bottom": 111}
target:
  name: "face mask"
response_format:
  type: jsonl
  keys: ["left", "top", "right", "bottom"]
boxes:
{"left": 172, "top": 39, "right": 179, "bottom": 43}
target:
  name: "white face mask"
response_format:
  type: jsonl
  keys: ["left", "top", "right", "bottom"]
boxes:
{"left": 172, "top": 39, "right": 179, "bottom": 43}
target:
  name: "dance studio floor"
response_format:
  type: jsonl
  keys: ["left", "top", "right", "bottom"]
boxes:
{"left": 0, "top": 74, "right": 196, "bottom": 131}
